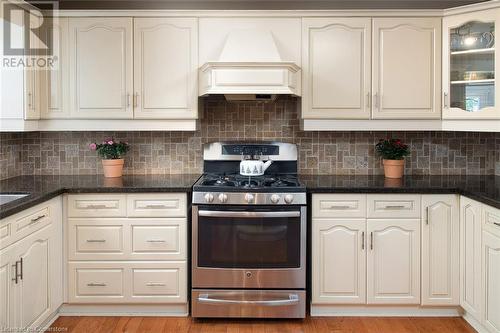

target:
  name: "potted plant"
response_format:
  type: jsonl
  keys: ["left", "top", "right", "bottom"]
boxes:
{"left": 89, "top": 138, "right": 130, "bottom": 178}
{"left": 375, "top": 138, "right": 410, "bottom": 179}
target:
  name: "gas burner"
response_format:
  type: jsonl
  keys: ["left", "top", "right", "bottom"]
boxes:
{"left": 240, "top": 179, "right": 259, "bottom": 187}
{"left": 264, "top": 177, "right": 299, "bottom": 187}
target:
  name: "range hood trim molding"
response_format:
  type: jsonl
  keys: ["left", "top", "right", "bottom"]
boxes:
{"left": 199, "top": 61, "right": 301, "bottom": 72}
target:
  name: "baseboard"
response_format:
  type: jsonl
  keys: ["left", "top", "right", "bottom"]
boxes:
{"left": 58, "top": 303, "right": 189, "bottom": 317}
{"left": 462, "top": 311, "right": 490, "bottom": 333}
{"left": 40, "top": 311, "right": 61, "bottom": 330}
{"left": 310, "top": 304, "right": 462, "bottom": 317}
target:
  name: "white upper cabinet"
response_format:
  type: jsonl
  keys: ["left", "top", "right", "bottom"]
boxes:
{"left": 372, "top": 18, "right": 441, "bottom": 119}
{"left": 460, "top": 196, "right": 483, "bottom": 321}
{"left": 302, "top": 18, "right": 371, "bottom": 119}
{"left": 40, "top": 17, "right": 69, "bottom": 119}
{"left": 69, "top": 18, "right": 133, "bottom": 119}
{"left": 442, "top": 8, "right": 500, "bottom": 119}
{"left": 367, "top": 219, "right": 421, "bottom": 304}
{"left": 421, "top": 195, "right": 459, "bottom": 306}
{"left": 312, "top": 219, "right": 367, "bottom": 304}
{"left": 133, "top": 18, "right": 198, "bottom": 119}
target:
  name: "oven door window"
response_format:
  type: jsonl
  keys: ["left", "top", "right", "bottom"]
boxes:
{"left": 197, "top": 208, "right": 301, "bottom": 269}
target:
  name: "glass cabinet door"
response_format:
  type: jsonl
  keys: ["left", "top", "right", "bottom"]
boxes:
{"left": 443, "top": 9, "right": 500, "bottom": 119}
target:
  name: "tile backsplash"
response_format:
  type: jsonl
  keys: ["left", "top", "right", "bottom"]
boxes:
{"left": 1, "top": 96, "right": 499, "bottom": 180}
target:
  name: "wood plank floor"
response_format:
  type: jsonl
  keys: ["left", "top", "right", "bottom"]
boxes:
{"left": 50, "top": 316, "right": 477, "bottom": 333}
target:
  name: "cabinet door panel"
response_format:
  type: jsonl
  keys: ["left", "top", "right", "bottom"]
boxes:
{"left": 372, "top": 18, "right": 441, "bottom": 119}
{"left": 312, "top": 219, "right": 366, "bottom": 304}
{"left": 0, "top": 246, "right": 16, "bottom": 329}
{"left": 367, "top": 219, "right": 420, "bottom": 304}
{"left": 460, "top": 197, "right": 482, "bottom": 320}
{"left": 421, "top": 195, "right": 459, "bottom": 305}
{"left": 134, "top": 18, "right": 198, "bottom": 119}
{"left": 302, "top": 18, "right": 371, "bottom": 119}
{"left": 483, "top": 231, "right": 500, "bottom": 333}
{"left": 69, "top": 18, "right": 133, "bottom": 118}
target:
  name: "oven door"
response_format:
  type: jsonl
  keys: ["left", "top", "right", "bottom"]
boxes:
{"left": 192, "top": 205, "right": 306, "bottom": 289}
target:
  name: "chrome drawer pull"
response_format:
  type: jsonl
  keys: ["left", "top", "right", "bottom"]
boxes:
{"left": 86, "top": 239, "right": 106, "bottom": 243}
{"left": 146, "top": 282, "right": 166, "bottom": 287}
{"left": 494, "top": 222, "right": 500, "bottom": 227}
{"left": 383, "top": 205, "right": 406, "bottom": 209}
{"left": 144, "top": 204, "right": 167, "bottom": 209}
{"left": 30, "top": 214, "right": 46, "bottom": 224}
{"left": 330, "top": 205, "right": 353, "bottom": 209}
{"left": 361, "top": 231, "right": 365, "bottom": 250}
{"left": 85, "top": 204, "right": 107, "bottom": 209}
{"left": 87, "top": 282, "right": 106, "bottom": 287}
{"left": 146, "top": 239, "right": 166, "bottom": 243}
{"left": 198, "top": 293, "right": 299, "bottom": 306}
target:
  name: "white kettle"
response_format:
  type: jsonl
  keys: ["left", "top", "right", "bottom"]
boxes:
{"left": 240, "top": 159, "right": 273, "bottom": 176}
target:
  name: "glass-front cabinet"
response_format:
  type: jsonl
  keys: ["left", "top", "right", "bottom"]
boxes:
{"left": 443, "top": 8, "right": 500, "bottom": 119}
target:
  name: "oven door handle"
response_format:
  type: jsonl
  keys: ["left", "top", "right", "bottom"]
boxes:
{"left": 198, "top": 210, "right": 300, "bottom": 218}
{"left": 197, "top": 293, "right": 300, "bottom": 306}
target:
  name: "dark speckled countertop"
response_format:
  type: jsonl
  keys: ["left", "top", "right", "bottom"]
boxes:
{"left": 0, "top": 174, "right": 201, "bottom": 219}
{"left": 0, "top": 174, "right": 499, "bottom": 219}
{"left": 300, "top": 175, "right": 500, "bottom": 210}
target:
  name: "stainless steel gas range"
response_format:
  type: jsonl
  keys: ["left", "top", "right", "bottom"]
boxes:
{"left": 191, "top": 142, "right": 306, "bottom": 318}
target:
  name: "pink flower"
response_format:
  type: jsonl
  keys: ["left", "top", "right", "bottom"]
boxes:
{"left": 89, "top": 143, "right": 97, "bottom": 151}
{"left": 107, "top": 140, "right": 114, "bottom": 145}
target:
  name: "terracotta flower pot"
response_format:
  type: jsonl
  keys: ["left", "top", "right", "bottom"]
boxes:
{"left": 383, "top": 159, "right": 405, "bottom": 179}
{"left": 102, "top": 159, "right": 124, "bottom": 178}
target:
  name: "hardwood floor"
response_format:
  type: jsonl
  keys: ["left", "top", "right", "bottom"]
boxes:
{"left": 50, "top": 316, "right": 477, "bottom": 333}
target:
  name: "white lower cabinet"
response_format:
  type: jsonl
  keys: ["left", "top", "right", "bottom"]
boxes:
{"left": 482, "top": 229, "right": 500, "bottom": 333}
{"left": 66, "top": 193, "right": 188, "bottom": 308}
{"left": 460, "top": 197, "right": 483, "bottom": 321}
{"left": 0, "top": 197, "right": 63, "bottom": 330}
{"left": 421, "top": 195, "right": 459, "bottom": 306}
{"left": 312, "top": 219, "right": 366, "bottom": 304}
{"left": 367, "top": 219, "right": 421, "bottom": 304}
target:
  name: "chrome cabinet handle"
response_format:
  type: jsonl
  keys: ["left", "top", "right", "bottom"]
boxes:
{"left": 86, "top": 239, "right": 106, "bottom": 243}
{"left": 30, "top": 214, "right": 46, "bottom": 224}
{"left": 361, "top": 231, "right": 365, "bottom": 250}
{"left": 134, "top": 93, "right": 139, "bottom": 108}
{"left": 146, "top": 239, "right": 166, "bottom": 243}
{"left": 144, "top": 204, "right": 167, "bottom": 209}
{"left": 146, "top": 282, "right": 166, "bottom": 287}
{"left": 444, "top": 92, "right": 449, "bottom": 109}
{"left": 426, "top": 207, "right": 429, "bottom": 225}
{"left": 198, "top": 210, "right": 300, "bottom": 218}
{"left": 84, "top": 204, "right": 107, "bottom": 209}
{"left": 12, "top": 261, "right": 19, "bottom": 284}
{"left": 384, "top": 205, "right": 406, "bottom": 209}
{"left": 19, "top": 258, "right": 23, "bottom": 280}
{"left": 197, "top": 293, "right": 299, "bottom": 306}
{"left": 87, "top": 282, "right": 106, "bottom": 287}
{"left": 28, "top": 92, "right": 33, "bottom": 109}
{"left": 330, "top": 205, "right": 353, "bottom": 210}
{"left": 494, "top": 222, "right": 500, "bottom": 227}
{"left": 370, "top": 232, "right": 374, "bottom": 250}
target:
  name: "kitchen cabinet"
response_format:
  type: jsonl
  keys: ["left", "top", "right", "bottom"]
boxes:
{"left": 312, "top": 219, "right": 366, "bottom": 304}
{"left": 366, "top": 219, "right": 421, "bottom": 304}
{"left": 68, "top": 18, "right": 133, "bottom": 119}
{"left": 482, "top": 206, "right": 500, "bottom": 333}
{"left": 442, "top": 8, "right": 500, "bottom": 119}
{"left": 66, "top": 193, "right": 188, "bottom": 309}
{"left": 133, "top": 18, "right": 198, "bottom": 119}
{"left": 0, "top": 197, "right": 62, "bottom": 330}
{"left": 460, "top": 196, "right": 483, "bottom": 321}
{"left": 372, "top": 18, "right": 441, "bottom": 119}
{"left": 302, "top": 18, "right": 371, "bottom": 119}
{"left": 40, "top": 18, "right": 70, "bottom": 119}
{"left": 421, "top": 195, "right": 459, "bottom": 306}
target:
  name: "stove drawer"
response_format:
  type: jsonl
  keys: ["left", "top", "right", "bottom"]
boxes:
{"left": 192, "top": 289, "right": 305, "bottom": 318}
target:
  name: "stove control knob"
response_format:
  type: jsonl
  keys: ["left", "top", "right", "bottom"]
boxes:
{"left": 270, "top": 194, "right": 280, "bottom": 204}
{"left": 284, "top": 194, "right": 294, "bottom": 204}
{"left": 218, "top": 193, "right": 228, "bottom": 203}
{"left": 204, "top": 193, "right": 214, "bottom": 203}
{"left": 244, "top": 193, "right": 254, "bottom": 203}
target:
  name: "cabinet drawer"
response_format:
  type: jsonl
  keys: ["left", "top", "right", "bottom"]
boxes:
{"left": 67, "top": 262, "right": 187, "bottom": 303}
{"left": 367, "top": 194, "right": 421, "bottom": 218}
{"left": 132, "top": 268, "right": 181, "bottom": 297}
{"left": 312, "top": 194, "right": 366, "bottom": 218}
{"left": 68, "top": 194, "right": 126, "bottom": 217}
{"left": 132, "top": 222, "right": 184, "bottom": 258}
{"left": 127, "top": 194, "right": 187, "bottom": 217}
{"left": 76, "top": 225, "right": 123, "bottom": 253}
{"left": 75, "top": 268, "right": 124, "bottom": 296}
{"left": 483, "top": 204, "right": 500, "bottom": 237}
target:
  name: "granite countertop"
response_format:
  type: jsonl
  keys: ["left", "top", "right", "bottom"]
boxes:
{"left": 0, "top": 174, "right": 201, "bottom": 219}
{"left": 300, "top": 174, "right": 500, "bottom": 210}
{"left": 1, "top": 174, "right": 499, "bottom": 219}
